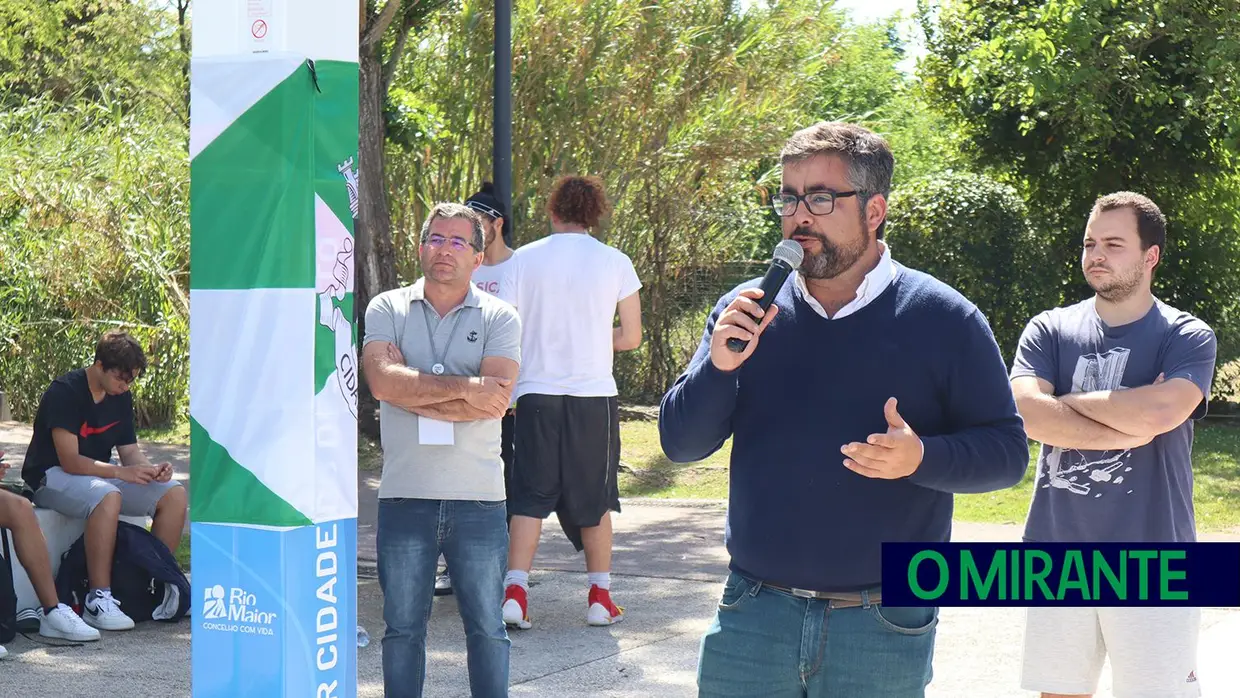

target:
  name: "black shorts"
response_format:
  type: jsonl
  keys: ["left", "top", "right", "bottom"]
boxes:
{"left": 501, "top": 409, "right": 515, "bottom": 499}
{"left": 508, "top": 393, "right": 621, "bottom": 533}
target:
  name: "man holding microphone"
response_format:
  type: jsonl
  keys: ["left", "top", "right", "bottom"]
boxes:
{"left": 659, "top": 121, "right": 1029, "bottom": 697}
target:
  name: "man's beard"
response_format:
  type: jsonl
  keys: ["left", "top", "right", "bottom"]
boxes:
{"left": 795, "top": 226, "right": 870, "bottom": 280}
{"left": 1087, "top": 263, "right": 1144, "bottom": 302}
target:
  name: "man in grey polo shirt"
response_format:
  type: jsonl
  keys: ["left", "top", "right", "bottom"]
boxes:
{"left": 362, "top": 202, "right": 521, "bottom": 698}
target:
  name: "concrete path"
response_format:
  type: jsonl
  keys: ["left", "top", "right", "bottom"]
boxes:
{"left": 3, "top": 421, "right": 1239, "bottom": 696}
{"left": 1, "top": 421, "right": 190, "bottom": 494}
{"left": 6, "top": 503, "right": 1238, "bottom": 697}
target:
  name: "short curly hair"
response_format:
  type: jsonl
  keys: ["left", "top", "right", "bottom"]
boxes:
{"left": 547, "top": 175, "right": 612, "bottom": 229}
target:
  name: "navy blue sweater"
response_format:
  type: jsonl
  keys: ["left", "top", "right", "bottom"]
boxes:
{"left": 659, "top": 265, "right": 1029, "bottom": 592}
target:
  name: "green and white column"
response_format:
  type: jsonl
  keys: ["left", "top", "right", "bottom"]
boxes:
{"left": 189, "top": 2, "right": 358, "bottom": 695}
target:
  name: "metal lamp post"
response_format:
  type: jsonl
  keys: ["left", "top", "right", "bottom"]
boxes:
{"left": 494, "top": 0, "right": 513, "bottom": 246}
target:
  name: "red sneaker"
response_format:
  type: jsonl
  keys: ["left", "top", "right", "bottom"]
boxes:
{"left": 502, "top": 584, "right": 531, "bottom": 629}
{"left": 586, "top": 585, "right": 624, "bottom": 626}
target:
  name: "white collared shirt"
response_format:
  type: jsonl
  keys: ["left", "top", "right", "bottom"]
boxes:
{"left": 794, "top": 240, "right": 898, "bottom": 319}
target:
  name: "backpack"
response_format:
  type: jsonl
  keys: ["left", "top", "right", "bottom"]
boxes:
{"left": 56, "top": 521, "right": 191, "bottom": 623}
{"left": 1, "top": 529, "right": 17, "bottom": 643}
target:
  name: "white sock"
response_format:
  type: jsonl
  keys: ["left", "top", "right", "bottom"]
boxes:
{"left": 588, "top": 572, "right": 610, "bottom": 590}
{"left": 504, "top": 570, "right": 529, "bottom": 591}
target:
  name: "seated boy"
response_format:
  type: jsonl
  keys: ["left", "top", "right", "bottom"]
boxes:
{"left": 20, "top": 331, "right": 187, "bottom": 632}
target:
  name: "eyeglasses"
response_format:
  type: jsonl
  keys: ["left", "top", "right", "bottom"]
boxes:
{"left": 770, "top": 190, "right": 860, "bottom": 217}
{"left": 425, "top": 234, "right": 478, "bottom": 252}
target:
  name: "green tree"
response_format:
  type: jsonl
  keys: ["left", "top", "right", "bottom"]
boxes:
{"left": 919, "top": 0, "right": 1240, "bottom": 359}
{"left": 0, "top": 0, "right": 952, "bottom": 419}
{"left": 920, "top": 0, "right": 1240, "bottom": 195}
{"left": 0, "top": 1, "right": 190, "bottom": 424}
{"left": 385, "top": 0, "right": 852, "bottom": 398}
{"left": 0, "top": 0, "right": 187, "bottom": 119}
{"left": 887, "top": 171, "right": 1054, "bottom": 361}
{"left": 355, "top": 0, "right": 452, "bottom": 434}
{"left": 0, "top": 96, "right": 189, "bottom": 424}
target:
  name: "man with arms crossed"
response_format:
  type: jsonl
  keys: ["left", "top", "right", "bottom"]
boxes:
{"left": 1011, "top": 192, "right": 1216, "bottom": 698}
{"left": 1, "top": 453, "right": 100, "bottom": 656}
{"left": 363, "top": 203, "right": 521, "bottom": 698}
{"left": 659, "top": 121, "right": 1029, "bottom": 697}
{"left": 21, "top": 331, "right": 187, "bottom": 632}
{"left": 431, "top": 182, "right": 519, "bottom": 598}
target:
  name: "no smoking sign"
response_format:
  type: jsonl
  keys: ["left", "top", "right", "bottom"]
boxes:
{"left": 251, "top": 19, "right": 268, "bottom": 39}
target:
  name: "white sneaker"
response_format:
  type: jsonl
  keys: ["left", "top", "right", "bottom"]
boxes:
{"left": 83, "top": 590, "right": 135, "bottom": 631}
{"left": 0, "top": 644, "right": 7, "bottom": 659}
{"left": 434, "top": 571, "right": 453, "bottom": 596}
{"left": 40, "top": 604, "right": 101, "bottom": 641}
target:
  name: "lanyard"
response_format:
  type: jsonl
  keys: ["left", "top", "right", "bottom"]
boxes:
{"left": 421, "top": 302, "right": 463, "bottom": 375}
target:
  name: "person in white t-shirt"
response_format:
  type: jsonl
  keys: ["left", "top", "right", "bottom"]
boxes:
{"left": 498, "top": 175, "right": 643, "bottom": 630}
{"left": 466, "top": 181, "right": 516, "bottom": 297}
{"left": 465, "top": 183, "right": 521, "bottom": 521}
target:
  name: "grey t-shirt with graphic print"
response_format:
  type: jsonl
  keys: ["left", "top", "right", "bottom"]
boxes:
{"left": 1011, "top": 297, "right": 1216, "bottom": 543}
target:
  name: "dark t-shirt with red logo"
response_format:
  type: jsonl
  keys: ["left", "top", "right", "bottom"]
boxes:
{"left": 22, "top": 368, "right": 137, "bottom": 489}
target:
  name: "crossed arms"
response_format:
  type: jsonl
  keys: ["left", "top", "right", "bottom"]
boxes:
{"left": 362, "top": 341, "right": 518, "bottom": 422}
{"left": 1012, "top": 374, "right": 1204, "bottom": 451}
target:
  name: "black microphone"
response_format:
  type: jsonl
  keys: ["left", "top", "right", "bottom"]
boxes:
{"left": 727, "top": 239, "right": 804, "bottom": 353}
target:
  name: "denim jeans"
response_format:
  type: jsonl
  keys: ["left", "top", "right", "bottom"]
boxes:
{"left": 697, "top": 572, "right": 938, "bottom": 697}
{"left": 377, "top": 497, "right": 511, "bottom": 698}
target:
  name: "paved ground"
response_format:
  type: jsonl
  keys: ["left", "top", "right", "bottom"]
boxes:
{"left": 2, "top": 421, "right": 1239, "bottom": 697}
{"left": 0, "top": 421, "right": 191, "bottom": 509}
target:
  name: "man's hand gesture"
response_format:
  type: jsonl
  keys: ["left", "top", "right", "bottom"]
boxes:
{"left": 709, "top": 288, "right": 779, "bottom": 373}
{"left": 841, "top": 398, "right": 924, "bottom": 480}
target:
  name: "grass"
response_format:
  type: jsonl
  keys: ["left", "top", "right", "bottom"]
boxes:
{"left": 1184, "top": 422, "right": 1240, "bottom": 531}
{"left": 175, "top": 532, "right": 190, "bottom": 571}
{"left": 616, "top": 418, "right": 730, "bottom": 499}
{"left": 948, "top": 422, "right": 1240, "bottom": 530}
{"left": 140, "top": 412, "right": 1240, "bottom": 531}
{"left": 951, "top": 451, "right": 1038, "bottom": 525}
{"left": 138, "top": 421, "right": 190, "bottom": 446}
{"left": 616, "top": 418, "right": 1240, "bottom": 532}
{"left": 359, "top": 434, "right": 384, "bottom": 472}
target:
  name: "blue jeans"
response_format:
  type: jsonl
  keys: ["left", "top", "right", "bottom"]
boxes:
{"left": 377, "top": 497, "right": 511, "bottom": 698}
{"left": 697, "top": 572, "right": 937, "bottom": 697}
